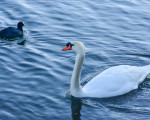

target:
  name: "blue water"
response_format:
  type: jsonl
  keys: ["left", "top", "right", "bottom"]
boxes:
{"left": 0, "top": 0, "right": 150, "bottom": 119}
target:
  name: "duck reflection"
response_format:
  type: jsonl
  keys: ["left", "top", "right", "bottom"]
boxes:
{"left": 17, "top": 39, "right": 26, "bottom": 45}
{"left": 71, "top": 96, "right": 82, "bottom": 120}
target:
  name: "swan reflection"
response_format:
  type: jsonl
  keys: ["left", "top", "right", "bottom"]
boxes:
{"left": 71, "top": 96, "right": 82, "bottom": 120}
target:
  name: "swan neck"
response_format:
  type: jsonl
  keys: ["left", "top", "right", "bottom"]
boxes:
{"left": 70, "top": 52, "right": 85, "bottom": 94}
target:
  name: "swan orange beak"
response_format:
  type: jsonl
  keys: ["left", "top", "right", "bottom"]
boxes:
{"left": 62, "top": 45, "right": 71, "bottom": 51}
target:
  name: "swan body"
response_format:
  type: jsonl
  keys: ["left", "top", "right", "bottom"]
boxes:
{"left": 83, "top": 65, "right": 150, "bottom": 98}
{"left": 62, "top": 41, "right": 150, "bottom": 98}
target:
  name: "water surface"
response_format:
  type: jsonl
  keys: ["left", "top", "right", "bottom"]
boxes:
{"left": 0, "top": 0, "right": 150, "bottom": 120}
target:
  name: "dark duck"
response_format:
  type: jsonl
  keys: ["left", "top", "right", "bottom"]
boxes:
{"left": 0, "top": 22, "right": 24, "bottom": 38}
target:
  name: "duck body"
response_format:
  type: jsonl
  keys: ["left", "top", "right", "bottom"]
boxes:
{"left": 62, "top": 41, "right": 150, "bottom": 98}
{"left": 0, "top": 22, "right": 24, "bottom": 38}
{"left": 0, "top": 27, "right": 23, "bottom": 38}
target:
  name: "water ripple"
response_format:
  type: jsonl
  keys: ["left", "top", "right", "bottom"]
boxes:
{"left": 0, "top": 0, "right": 150, "bottom": 119}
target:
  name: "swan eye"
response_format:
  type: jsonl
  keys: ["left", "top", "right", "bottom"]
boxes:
{"left": 66, "top": 42, "right": 74, "bottom": 49}
{"left": 62, "top": 42, "right": 74, "bottom": 51}
{"left": 66, "top": 43, "right": 69, "bottom": 47}
{"left": 66, "top": 42, "right": 73, "bottom": 47}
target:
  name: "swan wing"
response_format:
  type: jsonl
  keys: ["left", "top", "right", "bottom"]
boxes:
{"left": 83, "top": 65, "right": 150, "bottom": 98}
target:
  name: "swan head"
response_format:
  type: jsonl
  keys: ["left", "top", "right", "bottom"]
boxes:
{"left": 62, "top": 41, "right": 85, "bottom": 54}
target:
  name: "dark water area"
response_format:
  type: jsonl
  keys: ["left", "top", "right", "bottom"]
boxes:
{"left": 0, "top": 0, "right": 150, "bottom": 120}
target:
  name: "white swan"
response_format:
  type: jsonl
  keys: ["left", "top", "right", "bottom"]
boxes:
{"left": 62, "top": 41, "right": 150, "bottom": 98}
